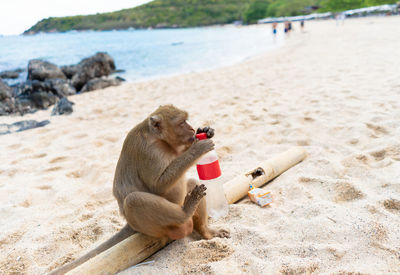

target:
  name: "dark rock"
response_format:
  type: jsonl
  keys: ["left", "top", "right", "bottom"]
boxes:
{"left": 61, "top": 65, "right": 79, "bottom": 79}
{"left": 71, "top": 52, "right": 116, "bottom": 91}
{"left": 28, "top": 59, "right": 66, "bottom": 81}
{"left": 29, "top": 91, "right": 57, "bottom": 109}
{"left": 81, "top": 77, "right": 121, "bottom": 93}
{"left": 14, "top": 97, "right": 36, "bottom": 115}
{"left": 0, "top": 100, "right": 15, "bottom": 115}
{"left": 0, "top": 79, "right": 12, "bottom": 100}
{"left": 13, "top": 79, "right": 75, "bottom": 98}
{"left": 0, "top": 94, "right": 37, "bottom": 116}
{"left": 0, "top": 69, "right": 21, "bottom": 79}
{"left": 31, "top": 80, "right": 52, "bottom": 93}
{"left": 115, "top": 76, "right": 126, "bottom": 82}
{"left": 47, "top": 79, "right": 76, "bottom": 97}
{"left": 113, "top": 69, "right": 126, "bottom": 73}
{"left": 0, "top": 120, "right": 50, "bottom": 135}
{"left": 11, "top": 81, "right": 34, "bottom": 97}
{"left": 51, "top": 97, "right": 74, "bottom": 115}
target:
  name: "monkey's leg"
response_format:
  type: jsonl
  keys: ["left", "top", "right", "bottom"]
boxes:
{"left": 123, "top": 187, "right": 205, "bottom": 240}
{"left": 187, "top": 179, "right": 230, "bottom": 240}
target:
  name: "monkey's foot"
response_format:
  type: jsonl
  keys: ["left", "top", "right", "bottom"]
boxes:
{"left": 200, "top": 227, "right": 230, "bottom": 239}
{"left": 183, "top": 184, "right": 206, "bottom": 215}
{"left": 212, "top": 228, "right": 230, "bottom": 238}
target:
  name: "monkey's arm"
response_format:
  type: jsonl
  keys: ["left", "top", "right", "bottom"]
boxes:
{"left": 152, "top": 150, "right": 198, "bottom": 195}
{"left": 144, "top": 140, "right": 213, "bottom": 195}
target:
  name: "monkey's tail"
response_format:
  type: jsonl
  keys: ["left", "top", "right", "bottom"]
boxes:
{"left": 48, "top": 224, "right": 135, "bottom": 275}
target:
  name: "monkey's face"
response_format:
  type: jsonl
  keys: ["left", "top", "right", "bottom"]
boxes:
{"left": 150, "top": 105, "right": 195, "bottom": 151}
{"left": 167, "top": 116, "right": 195, "bottom": 149}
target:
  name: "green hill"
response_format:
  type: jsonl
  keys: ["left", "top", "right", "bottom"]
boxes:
{"left": 25, "top": 0, "right": 251, "bottom": 33}
{"left": 25, "top": 0, "right": 397, "bottom": 34}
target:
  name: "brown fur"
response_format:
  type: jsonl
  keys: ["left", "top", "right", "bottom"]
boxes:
{"left": 49, "top": 105, "right": 229, "bottom": 275}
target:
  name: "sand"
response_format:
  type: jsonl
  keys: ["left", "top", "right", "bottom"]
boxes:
{"left": 1, "top": 16, "right": 400, "bottom": 274}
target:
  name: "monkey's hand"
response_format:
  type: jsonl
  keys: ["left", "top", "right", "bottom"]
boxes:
{"left": 190, "top": 139, "right": 215, "bottom": 158}
{"left": 196, "top": 126, "right": 215, "bottom": 139}
{"left": 182, "top": 184, "right": 207, "bottom": 216}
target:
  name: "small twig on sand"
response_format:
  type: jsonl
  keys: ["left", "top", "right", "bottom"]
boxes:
{"left": 327, "top": 216, "right": 337, "bottom": 223}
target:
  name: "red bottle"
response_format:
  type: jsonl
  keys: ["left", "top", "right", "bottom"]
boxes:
{"left": 196, "top": 133, "right": 221, "bottom": 180}
{"left": 196, "top": 133, "right": 228, "bottom": 219}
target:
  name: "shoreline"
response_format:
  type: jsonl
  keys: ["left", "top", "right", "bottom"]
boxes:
{"left": 0, "top": 25, "right": 281, "bottom": 81}
{"left": 1, "top": 23, "right": 284, "bottom": 123}
{"left": 1, "top": 16, "right": 400, "bottom": 274}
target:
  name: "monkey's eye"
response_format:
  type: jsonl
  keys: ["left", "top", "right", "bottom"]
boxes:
{"left": 180, "top": 120, "right": 187, "bottom": 126}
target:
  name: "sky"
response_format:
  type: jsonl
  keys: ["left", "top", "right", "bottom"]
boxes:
{"left": 0, "top": 0, "right": 152, "bottom": 35}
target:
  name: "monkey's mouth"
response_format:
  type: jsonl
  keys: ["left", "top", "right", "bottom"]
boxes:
{"left": 188, "top": 136, "right": 195, "bottom": 143}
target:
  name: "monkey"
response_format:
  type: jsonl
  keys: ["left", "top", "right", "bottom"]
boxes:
{"left": 49, "top": 105, "right": 229, "bottom": 274}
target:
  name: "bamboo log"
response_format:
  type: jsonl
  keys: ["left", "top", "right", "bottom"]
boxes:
{"left": 66, "top": 146, "right": 306, "bottom": 275}
{"left": 223, "top": 146, "right": 307, "bottom": 204}
{"left": 66, "top": 234, "right": 166, "bottom": 275}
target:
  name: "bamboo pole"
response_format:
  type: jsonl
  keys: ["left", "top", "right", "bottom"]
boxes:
{"left": 223, "top": 146, "right": 307, "bottom": 204}
{"left": 66, "top": 146, "right": 306, "bottom": 275}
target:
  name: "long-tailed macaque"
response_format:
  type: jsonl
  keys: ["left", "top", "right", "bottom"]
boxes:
{"left": 49, "top": 105, "right": 229, "bottom": 274}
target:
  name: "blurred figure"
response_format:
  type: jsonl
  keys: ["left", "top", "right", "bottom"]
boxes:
{"left": 272, "top": 22, "right": 277, "bottom": 36}
{"left": 284, "top": 21, "right": 289, "bottom": 33}
{"left": 336, "top": 13, "right": 345, "bottom": 26}
{"left": 288, "top": 21, "right": 293, "bottom": 32}
{"left": 300, "top": 20, "right": 304, "bottom": 32}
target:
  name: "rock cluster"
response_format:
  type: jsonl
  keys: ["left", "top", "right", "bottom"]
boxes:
{"left": 0, "top": 120, "right": 50, "bottom": 135}
{"left": 0, "top": 52, "right": 124, "bottom": 116}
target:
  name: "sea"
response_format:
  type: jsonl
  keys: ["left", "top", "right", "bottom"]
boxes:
{"left": 0, "top": 25, "right": 283, "bottom": 84}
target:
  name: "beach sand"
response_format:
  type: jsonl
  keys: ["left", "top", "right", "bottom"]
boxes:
{"left": 1, "top": 16, "right": 400, "bottom": 274}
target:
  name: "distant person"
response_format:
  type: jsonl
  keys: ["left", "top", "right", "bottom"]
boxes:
{"left": 288, "top": 21, "right": 293, "bottom": 32}
{"left": 272, "top": 22, "right": 277, "bottom": 36}
{"left": 336, "top": 13, "right": 345, "bottom": 26}
{"left": 300, "top": 20, "right": 304, "bottom": 31}
{"left": 284, "top": 21, "right": 289, "bottom": 33}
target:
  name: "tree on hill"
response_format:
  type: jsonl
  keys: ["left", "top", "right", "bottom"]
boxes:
{"left": 243, "top": 0, "right": 270, "bottom": 24}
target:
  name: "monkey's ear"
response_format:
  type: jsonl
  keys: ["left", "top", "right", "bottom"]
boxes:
{"left": 149, "top": 115, "right": 161, "bottom": 129}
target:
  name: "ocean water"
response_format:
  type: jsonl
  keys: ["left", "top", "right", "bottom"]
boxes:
{"left": 0, "top": 25, "right": 283, "bottom": 84}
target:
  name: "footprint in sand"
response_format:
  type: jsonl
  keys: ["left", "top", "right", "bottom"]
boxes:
{"left": 298, "top": 177, "right": 364, "bottom": 203}
{"left": 93, "top": 140, "right": 104, "bottom": 147}
{"left": 49, "top": 156, "right": 69, "bottom": 164}
{"left": 341, "top": 152, "right": 392, "bottom": 168}
{"left": 182, "top": 239, "right": 233, "bottom": 274}
{"left": 367, "top": 222, "right": 388, "bottom": 242}
{"left": 19, "top": 199, "right": 31, "bottom": 208}
{"left": 386, "top": 144, "right": 400, "bottom": 161}
{"left": 279, "top": 263, "right": 319, "bottom": 275}
{"left": 37, "top": 185, "right": 52, "bottom": 190}
{"left": 8, "top": 144, "right": 21, "bottom": 149}
{"left": 369, "top": 149, "right": 386, "bottom": 161}
{"left": 103, "top": 136, "right": 119, "bottom": 143}
{"left": 20, "top": 148, "right": 34, "bottom": 154}
{"left": 0, "top": 230, "right": 24, "bottom": 248}
{"left": 183, "top": 239, "right": 234, "bottom": 265}
{"left": 382, "top": 199, "right": 400, "bottom": 212}
{"left": 79, "top": 213, "right": 94, "bottom": 222}
{"left": 45, "top": 166, "right": 63, "bottom": 172}
{"left": 0, "top": 250, "right": 27, "bottom": 274}
{"left": 296, "top": 139, "right": 310, "bottom": 146}
{"left": 32, "top": 153, "right": 47, "bottom": 159}
{"left": 366, "top": 123, "right": 389, "bottom": 136}
{"left": 66, "top": 170, "right": 82, "bottom": 178}
{"left": 334, "top": 182, "right": 364, "bottom": 202}
{"left": 348, "top": 138, "right": 359, "bottom": 145}
{"left": 74, "top": 133, "right": 88, "bottom": 139}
